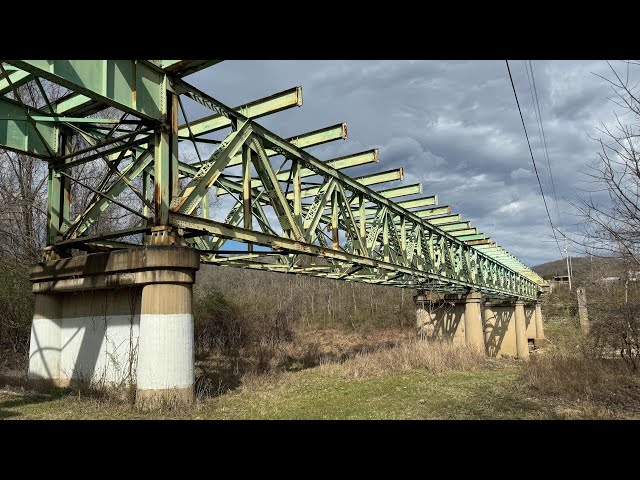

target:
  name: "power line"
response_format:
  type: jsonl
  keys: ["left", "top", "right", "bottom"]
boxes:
{"left": 505, "top": 60, "right": 564, "bottom": 259}
{"left": 526, "top": 61, "right": 564, "bottom": 233}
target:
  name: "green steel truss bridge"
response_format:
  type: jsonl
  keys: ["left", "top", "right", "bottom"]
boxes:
{"left": 0, "top": 60, "right": 546, "bottom": 300}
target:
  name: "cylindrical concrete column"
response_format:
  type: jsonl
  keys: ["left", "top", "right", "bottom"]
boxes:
{"left": 28, "top": 293, "right": 63, "bottom": 388}
{"left": 137, "top": 283, "right": 195, "bottom": 406}
{"left": 514, "top": 300, "right": 529, "bottom": 359}
{"left": 534, "top": 301, "right": 545, "bottom": 339}
{"left": 464, "top": 291, "right": 485, "bottom": 351}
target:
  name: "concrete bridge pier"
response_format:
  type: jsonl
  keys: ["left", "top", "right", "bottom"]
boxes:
{"left": 414, "top": 293, "right": 435, "bottom": 339}
{"left": 514, "top": 300, "right": 530, "bottom": 359}
{"left": 27, "top": 246, "right": 200, "bottom": 406}
{"left": 462, "top": 291, "right": 484, "bottom": 351}
{"left": 414, "top": 291, "right": 484, "bottom": 350}
{"left": 482, "top": 299, "right": 532, "bottom": 359}
{"left": 534, "top": 301, "right": 545, "bottom": 340}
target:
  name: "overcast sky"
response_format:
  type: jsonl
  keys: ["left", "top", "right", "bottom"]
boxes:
{"left": 185, "top": 60, "right": 625, "bottom": 267}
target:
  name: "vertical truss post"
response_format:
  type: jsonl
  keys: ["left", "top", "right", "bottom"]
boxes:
{"left": 154, "top": 127, "right": 170, "bottom": 225}
{"left": 358, "top": 193, "right": 366, "bottom": 240}
{"left": 416, "top": 227, "right": 424, "bottom": 271}
{"left": 242, "top": 144, "right": 253, "bottom": 251}
{"left": 400, "top": 216, "right": 407, "bottom": 262}
{"left": 153, "top": 74, "right": 175, "bottom": 226}
{"left": 143, "top": 170, "right": 151, "bottom": 221}
{"left": 242, "top": 145, "right": 252, "bottom": 229}
{"left": 46, "top": 165, "right": 62, "bottom": 245}
{"left": 60, "top": 134, "right": 71, "bottom": 230}
{"left": 331, "top": 189, "right": 339, "bottom": 250}
{"left": 292, "top": 158, "right": 302, "bottom": 229}
{"left": 169, "top": 89, "right": 180, "bottom": 199}
{"left": 383, "top": 214, "right": 390, "bottom": 263}
{"left": 200, "top": 195, "right": 209, "bottom": 219}
{"left": 46, "top": 132, "right": 72, "bottom": 246}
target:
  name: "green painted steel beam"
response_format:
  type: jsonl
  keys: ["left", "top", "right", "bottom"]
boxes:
{"left": 449, "top": 228, "right": 477, "bottom": 237}
{"left": 0, "top": 68, "right": 32, "bottom": 95}
{"left": 397, "top": 196, "right": 438, "bottom": 209}
{"left": 439, "top": 221, "right": 470, "bottom": 231}
{"left": 427, "top": 214, "right": 462, "bottom": 225}
{"left": 373, "top": 183, "right": 422, "bottom": 199}
{"left": 349, "top": 184, "right": 426, "bottom": 217}
{"left": 285, "top": 122, "right": 347, "bottom": 149}
{"left": 65, "top": 148, "right": 154, "bottom": 238}
{"left": 186, "top": 122, "right": 348, "bottom": 174}
{"left": 215, "top": 149, "right": 379, "bottom": 197}
{"left": 169, "top": 211, "right": 537, "bottom": 299}
{"left": 175, "top": 124, "right": 254, "bottom": 214}
{"left": 9, "top": 115, "right": 139, "bottom": 124}
{"left": 8, "top": 60, "right": 165, "bottom": 121}
{"left": 414, "top": 206, "right": 452, "bottom": 218}
{"left": 0, "top": 96, "right": 58, "bottom": 157}
{"left": 160, "top": 60, "right": 222, "bottom": 77}
{"left": 294, "top": 168, "right": 404, "bottom": 199}
{"left": 177, "top": 79, "right": 541, "bottom": 295}
{"left": 178, "top": 86, "right": 302, "bottom": 138}
{"left": 53, "top": 92, "right": 94, "bottom": 115}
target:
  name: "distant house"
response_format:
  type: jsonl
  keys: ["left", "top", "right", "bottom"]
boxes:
{"left": 553, "top": 275, "right": 570, "bottom": 283}
{"left": 599, "top": 276, "right": 621, "bottom": 283}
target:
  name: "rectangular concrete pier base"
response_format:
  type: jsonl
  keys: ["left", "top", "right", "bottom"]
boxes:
{"left": 414, "top": 291, "right": 484, "bottom": 350}
{"left": 484, "top": 301, "right": 518, "bottom": 357}
{"left": 27, "top": 246, "right": 200, "bottom": 406}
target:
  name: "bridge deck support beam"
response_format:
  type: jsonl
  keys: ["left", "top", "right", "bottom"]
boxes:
{"left": 27, "top": 246, "right": 200, "bottom": 407}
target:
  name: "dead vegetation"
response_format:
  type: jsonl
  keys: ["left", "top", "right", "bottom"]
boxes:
{"left": 521, "top": 355, "right": 640, "bottom": 414}
{"left": 327, "top": 340, "right": 486, "bottom": 380}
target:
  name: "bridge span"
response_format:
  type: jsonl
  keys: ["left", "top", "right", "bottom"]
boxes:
{"left": 0, "top": 60, "right": 548, "bottom": 405}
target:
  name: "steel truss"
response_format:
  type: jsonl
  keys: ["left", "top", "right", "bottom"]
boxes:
{"left": 0, "top": 60, "right": 547, "bottom": 300}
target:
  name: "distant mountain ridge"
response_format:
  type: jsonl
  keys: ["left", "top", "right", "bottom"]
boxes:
{"left": 532, "top": 255, "right": 630, "bottom": 283}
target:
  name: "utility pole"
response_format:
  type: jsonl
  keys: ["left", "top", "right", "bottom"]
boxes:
{"left": 565, "top": 238, "right": 572, "bottom": 291}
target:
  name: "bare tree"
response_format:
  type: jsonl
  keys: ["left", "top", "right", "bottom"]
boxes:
{"left": 574, "top": 61, "right": 640, "bottom": 266}
{"left": 571, "top": 61, "right": 640, "bottom": 369}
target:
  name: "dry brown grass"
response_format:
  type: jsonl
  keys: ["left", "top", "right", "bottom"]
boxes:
{"left": 322, "top": 339, "right": 486, "bottom": 380}
{"left": 521, "top": 355, "right": 640, "bottom": 413}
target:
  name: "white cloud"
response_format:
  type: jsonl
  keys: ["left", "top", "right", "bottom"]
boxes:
{"left": 511, "top": 168, "right": 533, "bottom": 180}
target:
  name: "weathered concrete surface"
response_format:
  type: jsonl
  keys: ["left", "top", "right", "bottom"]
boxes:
{"left": 463, "top": 291, "right": 484, "bottom": 351}
{"left": 27, "top": 246, "right": 200, "bottom": 406}
{"left": 415, "top": 292, "right": 484, "bottom": 349}
{"left": 514, "top": 300, "right": 530, "bottom": 359}
{"left": 525, "top": 304, "right": 536, "bottom": 340}
{"left": 534, "top": 301, "right": 545, "bottom": 339}
{"left": 414, "top": 293, "right": 464, "bottom": 344}
{"left": 483, "top": 301, "right": 518, "bottom": 358}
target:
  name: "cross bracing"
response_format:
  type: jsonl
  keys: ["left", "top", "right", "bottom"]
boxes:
{"left": 0, "top": 60, "right": 547, "bottom": 300}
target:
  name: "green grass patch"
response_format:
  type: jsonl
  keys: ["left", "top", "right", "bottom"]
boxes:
{"left": 2, "top": 362, "right": 562, "bottom": 420}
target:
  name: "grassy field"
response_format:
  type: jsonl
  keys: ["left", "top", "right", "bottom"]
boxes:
{"left": 0, "top": 362, "right": 550, "bottom": 420}
{"left": 3, "top": 323, "right": 639, "bottom": 420}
